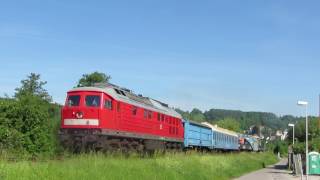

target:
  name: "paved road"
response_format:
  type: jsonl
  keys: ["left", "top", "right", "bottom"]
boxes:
{"left": 234, "top": 159, "right": 320, "bottom": 180}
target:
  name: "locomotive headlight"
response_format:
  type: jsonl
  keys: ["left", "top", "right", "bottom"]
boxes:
{"left": 76, "top": 112, "right": 83, "bottom": 119}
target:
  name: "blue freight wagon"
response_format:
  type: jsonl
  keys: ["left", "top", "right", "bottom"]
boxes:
{"left": 183, "top": 119, "right": 213, "bottom": 149}
{"left": 202, "top": 122, "right": 239, "bottom": 151}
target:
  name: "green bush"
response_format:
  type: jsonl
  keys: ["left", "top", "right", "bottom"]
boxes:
{"left": 265, "top": 140, "right": 288, "bottom": 156}
{"left": 293, "top": 142, "right": 305, "bottom": 154}
{"left": 0, "top": 73, "right": 62, "bottom": 158}
{"left": 0, "top": 96, "right": 60, "bottom": 158}
{"left": 293, "top": 139, "right": 320, "bottom": 154}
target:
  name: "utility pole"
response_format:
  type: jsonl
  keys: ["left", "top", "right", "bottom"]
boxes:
{"left": 297, "top": 100, "right": 309, "bottom": 180}
{"left": 319, "top": 94, "right": 320, "bottom": 129}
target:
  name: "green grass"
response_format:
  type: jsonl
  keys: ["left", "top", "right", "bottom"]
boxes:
{"left": 0, "top": 152, "right": 278, "bottom": 180}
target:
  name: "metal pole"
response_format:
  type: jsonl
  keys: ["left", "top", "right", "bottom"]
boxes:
{"left": 305, "top": 105, "right": 308, "bottom": 180}
{"left": 300, "top": 154, "right": 303, "bottom": 180}
{"left": 293, "top": 126, "right": 295, "bottom": 145}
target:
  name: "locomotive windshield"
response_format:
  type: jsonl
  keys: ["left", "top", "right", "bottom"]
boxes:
{"left": 67, "top": 95, "right": 80, "bottom": 106}
{"left": 85, "top": 95, "right": 101, "bottom": 107}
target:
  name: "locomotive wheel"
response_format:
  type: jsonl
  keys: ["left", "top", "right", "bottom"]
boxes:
{"left": 73, "top": 140, "right": 83, "bottom": 153}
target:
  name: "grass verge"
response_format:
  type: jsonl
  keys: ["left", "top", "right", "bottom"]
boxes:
{"left": 0, "top": 152, "right": 278, "bottom": 180}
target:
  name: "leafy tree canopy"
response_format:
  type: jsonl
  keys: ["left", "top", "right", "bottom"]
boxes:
{"left": 176, "top": 108, "right": 305, "bottom": 136}
{"left": 77, "top": 71, "right": 111, "bottom": 87}
{"left": 15, "top": 73, "right": 52, "bottom": 102}
{"left": 0, "top": 73, "right": 59, "bottom": 157}
{"left": 287, "top": 116, "right": 320, "bottom": 143}
{"left": 216, "top": 118, "right": 241, "bottom": 133}
{"left": 189, "top": 108, "right": 205, "bottom": 122}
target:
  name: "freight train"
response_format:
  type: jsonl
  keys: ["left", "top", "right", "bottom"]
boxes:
{"left": 59, "top": 83, "right": 261, "bottom": 152}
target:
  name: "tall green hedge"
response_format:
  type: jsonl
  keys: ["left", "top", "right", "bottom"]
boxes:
{"left": 293, "top": 139, "right": 320, "bottom": 154}
{"left": 0, "top": 96, "right": 60, "bottom": 157}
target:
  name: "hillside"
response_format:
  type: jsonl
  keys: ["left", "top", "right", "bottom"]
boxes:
{"left": 176, "top": 108, "right": 302, "bottom": 133}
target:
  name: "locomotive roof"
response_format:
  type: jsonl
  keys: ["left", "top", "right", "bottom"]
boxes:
{"left": 201, "top": 122, "right": 238, "bottom": 137}
{"left": 68, "top": 84, "right": 182, "bottom": 119}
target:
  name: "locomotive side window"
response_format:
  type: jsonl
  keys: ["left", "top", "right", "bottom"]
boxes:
{"left": 117, "top": 102, "right": 121, "bottom": 112}
{"left": 85, "top": 95, "right": 101, "bottom": 107}
{"left": 144, "top": 109, "right": 148, "bottom": 119}
{"left": 148, "top": 111, "right": 152, "bottom": 119}
{"left": 104, "top": 99, "right": 112, "bottom": 110}
{"left": 67, "top": 95, "right": 80, "bottom": 106}
{"left": 132, "top": 106, "right": 137, "bottom": 115}
{"left": 157, "top": 113, "right": 161, "bottom": 121}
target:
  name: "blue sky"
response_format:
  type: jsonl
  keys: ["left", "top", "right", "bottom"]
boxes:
{"left": 0, "top": 0, "right": 320, "bottom": 116}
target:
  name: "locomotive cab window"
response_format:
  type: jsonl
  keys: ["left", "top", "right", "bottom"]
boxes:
{"left": 67, "top": 95, "right": 80, "bottom": 107}
{"left": 85, "top": 95, "right": 101, "bottom": 107}
{"left": 104, "top": 99, "right": 112, "bottom": 109}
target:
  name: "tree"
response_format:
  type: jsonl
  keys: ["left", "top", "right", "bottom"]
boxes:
{"left": 287, "top": 117, "right": 320, "bottom": 143}
{"left": 190, "top": 108, "right": 205, "bottom": 122}
{"left": 0, "top": 73, "right": 57, "bottom": 156}
{"left": 175, "top": 108, "right": 191, "bottom": 120}
{"left": 15, "top": 73, "right": 52, "bottom": 102}
{"left": 0, "top": 96, "right": 52, "bottom": 155}
{"left": 77, "top": 71, "right": 111, "bottom": 87}
{"left": 216, "top": 118, "right": 241, "bottom": 132}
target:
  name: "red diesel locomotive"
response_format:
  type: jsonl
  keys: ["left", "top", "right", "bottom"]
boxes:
{"left": 59, "top": 83, "right": 184, "bottom": 152}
